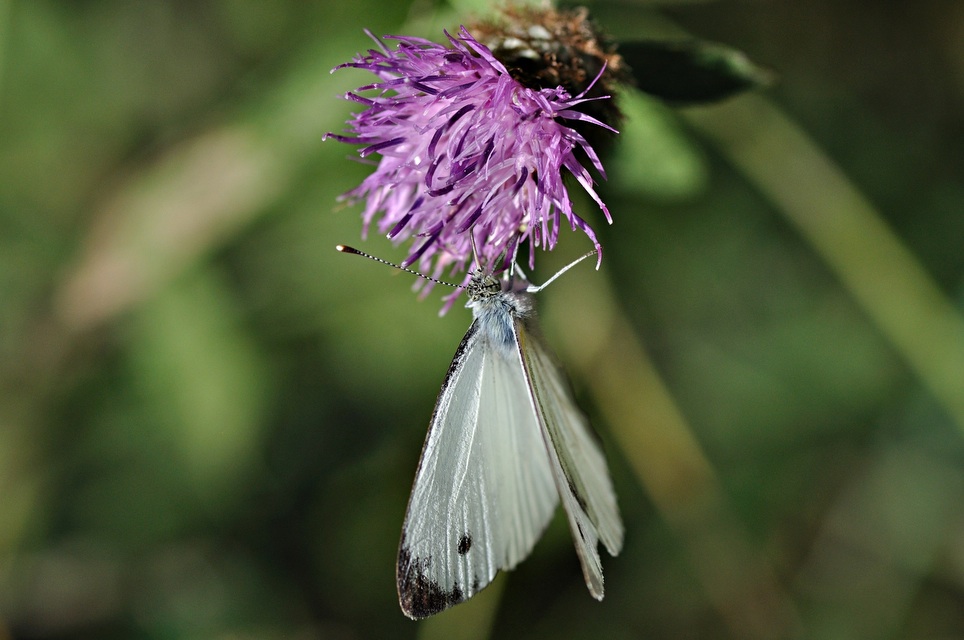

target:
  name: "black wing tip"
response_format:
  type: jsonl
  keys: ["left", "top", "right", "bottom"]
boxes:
{"left": 397, "top": 546, "right": 465, "bottom": 620}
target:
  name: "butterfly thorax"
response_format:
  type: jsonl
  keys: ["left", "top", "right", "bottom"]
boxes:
{"left": 465, "top": 270, "right": 535, "bottom": 355}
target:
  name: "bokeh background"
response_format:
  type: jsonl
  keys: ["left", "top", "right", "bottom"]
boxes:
{"left": 2, "top": 0, "right": 963, "bottom": 638}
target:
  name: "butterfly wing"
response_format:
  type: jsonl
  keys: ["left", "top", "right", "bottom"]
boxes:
{"left": 397, "top": 319, "right": 559, "bottom": 619}
{"left": 515, "top": 318, "right": 624, "bottom": 599}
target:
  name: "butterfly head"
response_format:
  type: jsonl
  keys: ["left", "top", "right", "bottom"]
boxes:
{"left": 465, "top": 269, "right": 504, "bottom": 302}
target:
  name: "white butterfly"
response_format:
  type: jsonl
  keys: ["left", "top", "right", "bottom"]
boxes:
{"left": 337, "top": 245, "right": 623, "bottom": 619}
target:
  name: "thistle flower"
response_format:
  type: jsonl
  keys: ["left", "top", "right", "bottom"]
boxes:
{"left": 328, "top": 8, "right": 625, "bottom": 303}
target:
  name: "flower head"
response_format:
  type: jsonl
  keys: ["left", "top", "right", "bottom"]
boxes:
{"left": 328, "top": 12, "right": 622, "bottom": 303}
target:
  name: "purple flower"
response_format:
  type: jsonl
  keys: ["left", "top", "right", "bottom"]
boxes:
{"left": 327, "top": 25, "right": 615, "bottom": 300}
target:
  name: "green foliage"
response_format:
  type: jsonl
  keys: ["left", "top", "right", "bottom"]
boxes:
{"left": 611, "top": 90, "right": 708, "bottom": 201}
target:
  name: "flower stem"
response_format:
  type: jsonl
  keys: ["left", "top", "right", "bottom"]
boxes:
{"left": 686, "top": 94, "right": 964, "bottom": 436}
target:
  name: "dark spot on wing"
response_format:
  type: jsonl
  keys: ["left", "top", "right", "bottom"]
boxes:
{"left": 397, "top": 544, "right": 465, "bottom": 619}
{"left": 457, "top": 534, "right": 472, "bottom": 555}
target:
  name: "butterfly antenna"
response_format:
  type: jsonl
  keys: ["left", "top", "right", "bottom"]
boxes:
{"left": 528, "top": 249, "right": 597, "bottom": 293}
{"left": 336, "top": 245, "right": 466, "bottom": 290}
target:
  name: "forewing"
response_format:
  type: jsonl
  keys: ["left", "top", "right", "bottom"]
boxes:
{"left": 397, "top": 319, "right": 558, "bottom": 619}
{"left": 515, "top": 319, "right": 624, "bottom": 600}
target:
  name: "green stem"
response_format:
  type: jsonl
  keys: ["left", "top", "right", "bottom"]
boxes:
{"left": 686, "top": 95, "right": 964, "bottom": 436}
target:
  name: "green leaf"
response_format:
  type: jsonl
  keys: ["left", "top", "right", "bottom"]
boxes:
{"left": 611, "top": 90, "right": 708, "bottom": 201}
{"left": 619, "top": 39, "right": 774, "bottom": 104}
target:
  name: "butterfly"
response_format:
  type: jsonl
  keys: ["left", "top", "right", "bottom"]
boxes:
{"left": 336, "top": 245, "right": 623, "bottom": 619}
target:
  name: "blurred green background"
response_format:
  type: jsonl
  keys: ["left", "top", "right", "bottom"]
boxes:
{"left": 2, "top": 0, "right": 963, "bottom": 638}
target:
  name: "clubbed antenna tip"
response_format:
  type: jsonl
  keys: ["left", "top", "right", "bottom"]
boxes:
{"left": 336, "top": 245, "right": 465, "bottom": 290}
